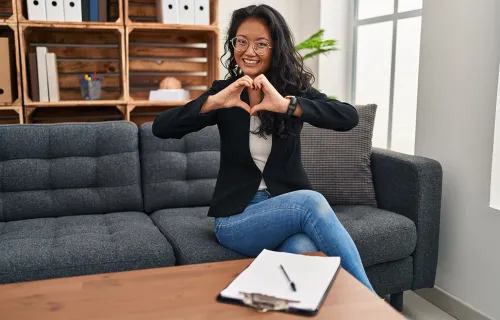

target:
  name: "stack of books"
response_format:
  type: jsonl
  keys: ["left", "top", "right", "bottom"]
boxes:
{"left": 28, "top": 47, "right": 60, "bottom": 102}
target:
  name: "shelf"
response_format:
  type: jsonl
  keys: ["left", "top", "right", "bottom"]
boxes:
{"left": 19, "top": 21, "right": 124, "bottom": 30}
{"left": 126, "top": 27, "right": 218, "bottom": 102}
{"left": 125, "top": 103, "right": 188, "bottom": 123}
{"left": 126, "top": 22, "right": 218, "bottom": 32}
{"left": 0, "top": 105, "right": 23, "bottom": 123}
{"left": 0, "top": 19, "right": 15, "bottom": 26}
{"left": 0, "top": 105, "right": 22, "bottom": 110}
{"left": 25, "top": 100, "right": 126, "bottom": 107}
{"left": 25, "top": 105, "right": 126, "bottom": 124}
{"left": 19, "top": 26, "right": 127, "bottom": 107}
{"left": 128, "top": 100, "right": 192, "bottom": 107}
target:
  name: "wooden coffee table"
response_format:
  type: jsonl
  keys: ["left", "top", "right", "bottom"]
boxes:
{"left": 0, "top": 256, "right": 403, "bottom": 319}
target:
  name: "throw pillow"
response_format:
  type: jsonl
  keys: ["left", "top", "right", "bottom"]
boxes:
{"left": 301, "top": 104, "right": 378, "bottom": 206}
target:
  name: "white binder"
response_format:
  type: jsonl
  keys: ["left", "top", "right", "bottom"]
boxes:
{"left": 178, "top": 0, "right": 194, "bottom": 25}
{"left": 27, "top": 0, "right": 47, "bottom": 21}
{"left": 46, "top": 53, "right": 60, "bottom": 102}
{"left": 46, "top": 0, "right": 65, "bottom": 21}
{"left": 157, "top": 0, "right": 179, "bottom": 24}
{"left": 36, "top": 47, "right": 49, "bottom": 102}
{"left": 194, "top": 0, "right": 209, "bottom": 25}
{"left": 63, "top": 0, "right": 82, "bottom": 22}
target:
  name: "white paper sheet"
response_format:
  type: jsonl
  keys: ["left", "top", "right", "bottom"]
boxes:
{"left": 220, "top": 250, "right": 340, "bottom": 311}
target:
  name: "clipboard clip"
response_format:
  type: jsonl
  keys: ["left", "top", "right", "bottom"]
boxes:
{"left": 240, "top": 292, "right": 300, "bottom": 313}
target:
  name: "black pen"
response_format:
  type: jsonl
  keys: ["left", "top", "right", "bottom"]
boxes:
{"left": 280, "top": 264, "right": 297, "bottom": 292}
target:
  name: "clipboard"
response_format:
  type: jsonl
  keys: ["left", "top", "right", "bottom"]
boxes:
{"left": 216, "top": 250, "right": 341, "bottom": 316}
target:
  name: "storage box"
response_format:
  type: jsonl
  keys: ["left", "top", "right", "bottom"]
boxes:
{"left": 149, "top": 89, "right": 189, "bottom": 101}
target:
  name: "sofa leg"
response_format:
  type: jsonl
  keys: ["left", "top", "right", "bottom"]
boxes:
{"left": 390, "top": 292, "right": 404, "bottom": 312}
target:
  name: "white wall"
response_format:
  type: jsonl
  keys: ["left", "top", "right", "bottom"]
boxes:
{"left": 298, "top": 0, "right": 320, "bottom": 86}
{"left": 415, "top": 0, "right": 500, "bottom": 319}
{"left": 217, "top": 0, "right": 320, "bottom": 81}
{"left": 317, "top": 0, "right": 351, "bottom": 101}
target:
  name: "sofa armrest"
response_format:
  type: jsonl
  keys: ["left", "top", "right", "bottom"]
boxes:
{"left": 371, "top": 148, "right": 442, "bottom": 290}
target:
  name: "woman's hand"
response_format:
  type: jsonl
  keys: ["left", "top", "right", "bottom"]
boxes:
{"left": 204, "top": 76, "right": 253, "bottom": 113}
{"left": 250, "top": 74, "right": 289, "bottom": 115}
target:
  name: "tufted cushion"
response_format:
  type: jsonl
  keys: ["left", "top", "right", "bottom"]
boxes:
{"left": 301, "top": 104, "right": 378, "bottom": 206}
{"left": 0, "top": 121, "right": 143, "bottom": 222}
{"left": 0, "top": 212, "right": 175, "bottom": 284}
{"left": 334, "top": 205, "right": 416, "bottom": 267}
{"left": 150, "top": 204, "right": 416, "bottom": 268}
{"left": 150, "top": 206, "right": 245, "bottom": 265}
{"left": 139, "top": 123, "right": 220, "bottom": 213}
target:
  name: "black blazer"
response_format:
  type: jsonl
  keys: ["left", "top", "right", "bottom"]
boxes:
{"left": 152, "top": 78, "right": 358, "bottom": 217}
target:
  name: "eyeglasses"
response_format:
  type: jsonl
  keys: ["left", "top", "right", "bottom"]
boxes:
{"left": 230, "top": 36, "right": 272, "bottom": 56}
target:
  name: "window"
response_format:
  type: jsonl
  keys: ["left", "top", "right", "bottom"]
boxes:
{"left": 352, "top": 0, "right": 422, "bottom": 154}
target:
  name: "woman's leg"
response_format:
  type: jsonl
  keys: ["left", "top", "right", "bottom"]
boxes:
{"left": 215, "top": 190, "right": 373, "bottom": 291}
{"left": 278, "top": 233, "right": 318, "bottom": 254}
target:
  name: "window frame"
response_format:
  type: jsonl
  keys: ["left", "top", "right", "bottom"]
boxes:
{"left": 351, "top": 0, "right": 422, "bottom": 149}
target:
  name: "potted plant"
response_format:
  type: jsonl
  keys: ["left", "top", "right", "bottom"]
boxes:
{"left": 295, "top": 29, "right": 338, "bottom": 99}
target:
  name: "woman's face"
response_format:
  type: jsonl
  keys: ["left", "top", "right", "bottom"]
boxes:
{"left": 233, "top": 18, "right": 272, "bottom": 78}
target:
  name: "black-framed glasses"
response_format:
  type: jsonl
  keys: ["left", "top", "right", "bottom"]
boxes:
{"left": 230, "top": 36, "right": 272, "bottom": 56}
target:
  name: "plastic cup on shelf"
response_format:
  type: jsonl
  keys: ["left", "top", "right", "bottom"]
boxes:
{"left": 80, "top": 77, "right": 102, "bottom": 100}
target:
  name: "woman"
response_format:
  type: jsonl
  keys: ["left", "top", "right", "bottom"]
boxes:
{"left": 152, "top": 4, "right": 373, "bottom": 291}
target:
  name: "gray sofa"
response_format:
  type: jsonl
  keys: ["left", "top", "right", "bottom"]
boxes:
{"left": 0, "top": 121, "right": 442, "bottom": 310}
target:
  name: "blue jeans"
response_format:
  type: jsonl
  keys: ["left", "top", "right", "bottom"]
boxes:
{"left": 215, "top": 189, "right": 374, "bottom": 291}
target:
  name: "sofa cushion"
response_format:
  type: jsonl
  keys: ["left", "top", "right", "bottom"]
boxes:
{"left": 335, "top": 205, "right": 417, "bottom": 267}
{"left": 0, "top": 212, "right": 175, "bottom": 284}
{"left": 150, "top": 207, "right": 245, "bottom": 265}
{"left": 301, "top": 104, "right": 378, "bottom": 206}
{"left": 0, "top": 121, "right": 143, "bottom": 222}
{"left": 150, "top": 205, "right": 416, "bottom": 267}
{"left": 139, "top": 123, "right": 220, "bottom": 213}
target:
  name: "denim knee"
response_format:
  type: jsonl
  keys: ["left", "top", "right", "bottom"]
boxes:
{"left": 292, "top": 190, "right": 331, "bottom": 216}
{"left": 279, "top": 233, "right": 318, "bottom": 254}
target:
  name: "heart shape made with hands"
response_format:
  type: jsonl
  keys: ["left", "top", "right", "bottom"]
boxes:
{"left": 221, "top": 75, "right": 289, "bottom": 115}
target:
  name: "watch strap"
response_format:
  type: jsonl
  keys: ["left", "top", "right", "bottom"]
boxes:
{"left": 286, "top": 96, "right": 298, "bottom": 116}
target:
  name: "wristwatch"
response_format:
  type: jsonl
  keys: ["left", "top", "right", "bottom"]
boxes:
{"left": 285, "top": 96, "right": 298, "bottom": 117}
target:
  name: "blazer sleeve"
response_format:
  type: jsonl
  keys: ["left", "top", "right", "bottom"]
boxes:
{"left": 297, "top": 87, "right": 359, "bottom": 131}
{"left": 152, "top": 81, "right": 221, "bottom": 139}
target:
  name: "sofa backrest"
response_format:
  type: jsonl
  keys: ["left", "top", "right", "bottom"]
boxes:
{"left": 139, "top": 123, "right": 220, "bottom": 213}
{"left": 0, "top": 121, "right": 143, "bottom": 222}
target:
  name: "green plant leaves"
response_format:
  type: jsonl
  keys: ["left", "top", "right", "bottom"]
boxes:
{"left": 295, "top": 29, "right": 339, "bottom": 60}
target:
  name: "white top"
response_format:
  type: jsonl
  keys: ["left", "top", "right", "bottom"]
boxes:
{"left": 249, "top": 116, "right": 272, "bottom": 189}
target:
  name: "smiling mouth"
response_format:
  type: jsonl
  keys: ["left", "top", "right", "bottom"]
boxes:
{"left": 243, "top": 58, "right": 260, "bottom": 65}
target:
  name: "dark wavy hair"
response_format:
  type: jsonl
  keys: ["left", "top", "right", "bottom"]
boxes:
{"left": 221, "top": 5, "right": 315, "bottom": 139}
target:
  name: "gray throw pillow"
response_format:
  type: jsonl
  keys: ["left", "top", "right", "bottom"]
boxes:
{"left": 301, "top": 104, "right": 377, "bottom": 206}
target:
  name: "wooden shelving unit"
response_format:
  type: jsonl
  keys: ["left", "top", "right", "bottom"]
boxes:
{"left": 18, "top": 24, "right": 127, "bottom": 122}
{"left": 6, "top": 0, "right": 219, "bottom": 124}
